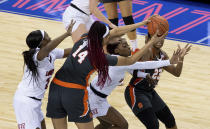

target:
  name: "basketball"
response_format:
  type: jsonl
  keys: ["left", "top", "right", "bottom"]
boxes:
{"left": 147, "top": 15, "right": 169, "bottom": 36}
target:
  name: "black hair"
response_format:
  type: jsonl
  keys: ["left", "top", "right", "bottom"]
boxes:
{"left": 107, "top": 43, "right": 120, "bottom": 55}
{"left": 22, "top": 30, "right": 43, "bottom": 83}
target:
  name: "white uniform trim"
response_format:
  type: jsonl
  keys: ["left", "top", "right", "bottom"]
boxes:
{"left": 40, "top": 30, "right": 45, "bottom": 40}
{"left": 103, "top": 26, "right": 110, "bottom": 38}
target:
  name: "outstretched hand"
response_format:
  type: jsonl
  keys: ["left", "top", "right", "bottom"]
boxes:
{"left": 67, "top": 20, "right": 76, "bottom": 36}
{"left": 170, "top": 46, "right": 182, "bottom": 64}
{"left": 178, "top": 44, "right": 192, "bottom": 60}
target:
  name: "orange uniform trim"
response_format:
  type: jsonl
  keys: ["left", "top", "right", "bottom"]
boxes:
{"left": 80, "top": 89, "right": 89, "bottom": 117}
{"left": 85, "top": 70, "right": 95, "bottom": 86}
{"left": 53, "top": 78, "right": 89, "bottom": 117}
{"left": 133, "top": 78, "right": 143, "bottom": 85}
{"left": 129, "top": 85, "right": 135, "bottom": 109}
{"left": 53, "top": 78, "right": 86, "bottom": 90}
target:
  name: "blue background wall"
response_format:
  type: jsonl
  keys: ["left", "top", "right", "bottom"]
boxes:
{"left": 0, "top": 0, "right": 209, "bottom": 46}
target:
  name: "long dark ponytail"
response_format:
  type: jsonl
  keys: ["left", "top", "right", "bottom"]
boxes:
{"left": 87, "top": 21, "right": 110, "bottom": 87}
{"left": 22, "top": 30, "right": 43, "bottom": 82}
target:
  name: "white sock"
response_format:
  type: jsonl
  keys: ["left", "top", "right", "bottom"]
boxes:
{"left": 130, "top": 39, "right": 138, "bottom": 51}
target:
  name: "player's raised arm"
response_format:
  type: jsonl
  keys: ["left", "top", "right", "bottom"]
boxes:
{"left": 37, "top": 20, "right": 75, "bottom": 60}
{"left": 164, "top": 44, "right": 192, "bottom": 77}
{"left": 116, "top": 31, "right": 168, "bottom": 66}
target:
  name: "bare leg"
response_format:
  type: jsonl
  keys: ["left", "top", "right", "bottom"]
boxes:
{"left": 75, "top": 120, "right": 94, "bottom": 129}
{"left": 51, "top": 117, "right": 68, "bottom": 129}
{"left": 72, "top": 24, "right": 87, "bottom": 43}
{"left": 103, "top": 3, "right": 118, "bottom": 19}
{"left": 95, "top": 117, "right": 112, "bottom": 129}
{"left": 95, "top": 106, "right": 128, "bottom": 129}
{"left": 41, "top": 119, "right": 46, "bottom": 129}
{"left": 119, "top": 0, "right": 137, "bottom": 40}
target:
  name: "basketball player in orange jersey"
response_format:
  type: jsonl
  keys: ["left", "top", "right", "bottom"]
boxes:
{"left": 13, "top": 20, "right": 75, "bottom": 129}
{"left": 124, "top": 33, "right": 192, "bottom": 129}
{"left": 100, "top": 0, "right": 138, "bottom": 52}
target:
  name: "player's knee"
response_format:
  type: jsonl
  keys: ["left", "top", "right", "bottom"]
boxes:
{"left": 156, "top": 106, "right": 176, "bottom": 128}
{"left": 109, "top": 18, "right": 118, "bottom": 26}
{"left": 123, "top": 16, "right": 134, "bottom": 25}
{"left": 108, "top": 18, "right": 118, "bottom": 30}
{"left": 122, "top": 16, "right": 135, "bottom": 32}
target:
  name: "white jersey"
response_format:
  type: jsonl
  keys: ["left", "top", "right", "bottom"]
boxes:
{"left": 90, "top": 59, "right": 171, "bottom": 95}
{"left": 71, "top": 0, "right": 90, "bottom": 14}
{"left": 16, "top": 48, "right": 64, "bottom": 99}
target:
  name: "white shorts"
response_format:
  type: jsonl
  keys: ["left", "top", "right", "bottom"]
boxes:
{"left": 88, "top": 87, "right": 110, "bottom": 118}
{"left": 13, "top": 91, "right": 44, "bottom": 129}
{"left": 62, "top": 6, "right": 95, "bottom": 32}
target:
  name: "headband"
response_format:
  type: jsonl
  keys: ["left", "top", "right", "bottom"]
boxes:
{"left": 37, "top": 30, "right": 45, "bottom": 47}
{"left": 103, "top": 26, "right": 109, "bottom": 38}
{"left": 40, "top": 30, "right": 45, "bottom": 40}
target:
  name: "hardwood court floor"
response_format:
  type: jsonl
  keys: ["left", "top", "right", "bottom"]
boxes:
{"left": 0, "top": 12, "right": 210, "bottom": 129}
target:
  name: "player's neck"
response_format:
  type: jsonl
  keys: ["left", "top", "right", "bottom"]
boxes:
{"left": 152, "top": 47, "right": 160, "bottom": 55}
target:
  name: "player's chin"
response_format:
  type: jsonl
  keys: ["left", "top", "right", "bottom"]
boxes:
{"left": 154, "top": 44, "right": 163, "bottom": 49}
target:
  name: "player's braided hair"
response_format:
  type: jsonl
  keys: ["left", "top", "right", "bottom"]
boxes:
{"left": 22, "top": 30, "right": 43, "bottom": 83}
{"left": 87, "top": 21, "right": 110, "bottom": 88}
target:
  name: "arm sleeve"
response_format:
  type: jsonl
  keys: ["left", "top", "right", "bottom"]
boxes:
{"left": 105, "top": 54, "right": 118, "bottom": 66}
{"left": 126, "top": 60, "right": 171, "bottom": 70}
{"left": 51, "top": 48, "right": 64, "bottom": 59}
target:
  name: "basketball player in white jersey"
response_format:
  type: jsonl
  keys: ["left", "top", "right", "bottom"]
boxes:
{"left": 63, "top": 0, "right": 117, "bottom": 43}
{"left": 88, "top": 36, "right": 182, "bottom": 129}
{"left": 13, "top": 21, "right": 75, "bottom": 129}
